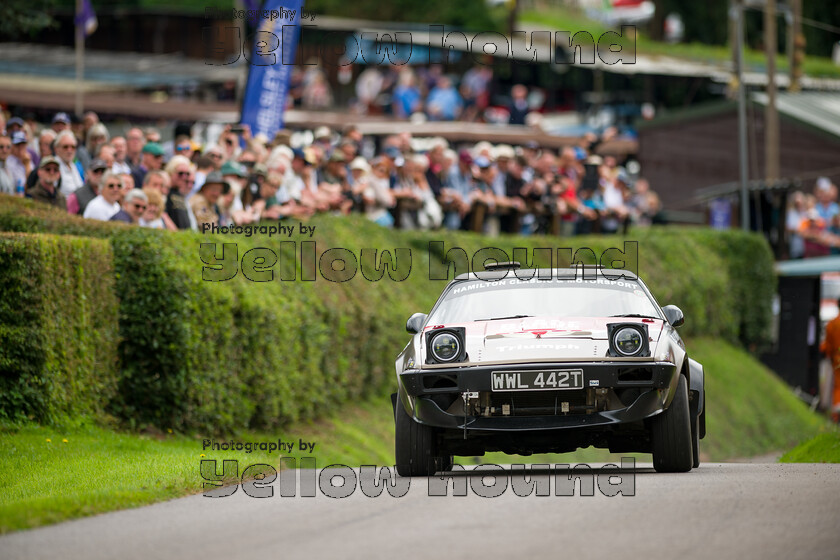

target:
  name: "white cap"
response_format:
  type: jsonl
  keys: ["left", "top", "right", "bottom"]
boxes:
{"left": 269, "top": 145, "right": 294, "bottom": 165}
{"left": 816, "top": 177, "right": 832, "bottom": 192}
{"left": 472, "top": 141, "right": 495, "bottom": 159}
{"left": 314, "top": 126, "right": 331, "bottom": 140}
{"left": 493, "top": 144, "right": 515, "bottom": 160}
{"left": 349, "top": 156, "right": 370, "bottom": 172}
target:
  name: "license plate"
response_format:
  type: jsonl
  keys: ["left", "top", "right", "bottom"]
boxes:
{"left": 491, "top": 369, "right": 584, "bottom": 391}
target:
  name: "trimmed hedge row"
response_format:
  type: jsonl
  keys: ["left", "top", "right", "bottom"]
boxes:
{"left": 0, "top": 196, "right": 776, "bottom": 430}
{"left": 0, "top": 232, "right": 119, "bottom": 424}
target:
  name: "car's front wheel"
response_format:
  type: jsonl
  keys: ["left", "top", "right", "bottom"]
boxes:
{"left": 651, "top": 374, "right": 694, "bottom": 473}
{"left": 395, "top": 396, "right": 450, "bottom": 476}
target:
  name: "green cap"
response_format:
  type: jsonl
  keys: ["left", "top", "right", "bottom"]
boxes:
{"left": 141, "top": 142, "right": 164, "bottom": 156}
{"left": 221, "top": 161, "right": 248, "bottom": 177}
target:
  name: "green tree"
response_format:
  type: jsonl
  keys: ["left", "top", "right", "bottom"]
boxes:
{"left": 0, "top": 0, "right": 59, "bottom": 39}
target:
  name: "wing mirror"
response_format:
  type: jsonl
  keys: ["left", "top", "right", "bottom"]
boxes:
{"left": 406, "top": 313, "right": 428, "bottom": 334}
{"left": 662, "top": 305, "right": 684, "bottom": 328}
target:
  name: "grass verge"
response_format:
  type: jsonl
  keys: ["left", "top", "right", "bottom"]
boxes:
{"left": 0, "top": 398, "right": 395, "bottom": 535}
{"left": 780, "top": 431, "right": 840, "bottom": 463}
{"left": 0, "top": 336, "right": 825, "bottom": 534}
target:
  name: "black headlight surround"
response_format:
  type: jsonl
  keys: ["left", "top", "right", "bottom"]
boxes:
{"left": 425, "top": 327, "right": 467, "bottom": 365}
{"left": 607, "top": 323, "right": 650, "bottom": 358}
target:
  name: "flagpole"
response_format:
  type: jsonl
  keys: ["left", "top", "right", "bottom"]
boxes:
{"left": 75, "top": 0, "right": 84, "bottom": 116}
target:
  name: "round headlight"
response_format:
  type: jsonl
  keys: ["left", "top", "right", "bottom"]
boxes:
{"left": 614, "top": 327, "right": 643, "bottom": 356}
{"left": 431, "top": 332, "right": 460, "bottom": 362}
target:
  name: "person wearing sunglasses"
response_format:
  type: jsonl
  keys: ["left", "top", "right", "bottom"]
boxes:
{"left": 173, "top": 135, "right": 194, "bottom": 160}
{"left": 110, "top": 188, "right": 149, "bottom": 225}
{"left": 190, "top": 170, "right": 229, "bottom": 229}
{"left": 83, "top": 171, "right": 123, "bottom": 221}
{"left": 163, "top": 155, "right": 197, "bottom": 230}
{"left": 67, "top": 158, "right": 108, "bottom": 215}
{"left": 54, "top": 130, "right": 84, "bottom": 196}
{"left": 130, "top": 142, "right": 165, "bottom": 189}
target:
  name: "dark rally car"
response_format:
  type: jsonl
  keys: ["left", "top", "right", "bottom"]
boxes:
{"left": 393, "top": 264, "right": 706, "bottom": 476}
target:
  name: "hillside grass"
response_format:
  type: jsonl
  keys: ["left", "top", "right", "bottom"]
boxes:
{"left": 780, "top": 431, "right": 840, "bottom": 463}
{"left": 520, "top": 9, "right": 840, "bottom": 78}
{"left": 0, "top": 336, "right": 824, "bottom": 533}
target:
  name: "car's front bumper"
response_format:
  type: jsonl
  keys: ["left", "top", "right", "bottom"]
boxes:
{"left": 398, "top": 361, "right": 679, "bottom": 432}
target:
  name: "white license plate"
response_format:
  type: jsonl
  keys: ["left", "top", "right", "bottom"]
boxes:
{"left": 491, "top": 369, "right": 584, "bottom": 391}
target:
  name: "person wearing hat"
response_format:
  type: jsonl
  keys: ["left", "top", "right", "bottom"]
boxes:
{"left": 6, "top": 116, "right": 25, "bottom": 134}
{"left": 220, "top": 160, "right": 248, "bottom": 180}
{"left": 218, "top": 159, "right": 250, "bottom": 209}
{"left": 5, "top": 131, "right": 32, "bottom": 187}
{"left": 190, "top": 171, "right": 228, "bottom": 229}
{"left": 25, "top": 156, "right": 67, "bottom": 210}
{"left": 110, "top": 189, "right": 148, "bottom": 224}
{"left": 346, "top": 156, "right": 371, "bottom": 211}
{"left": 314, "top": 126, "right": 332, "bottom": 145}
{"left": 463, "top": 156, "right": 500, "bottom": 233}
{"left": 131, "top": 142, "right": 165, "bottom": 189}
{"left": 814, "top": 177, "right": 839, "bottom": 222}
{"left": 316, "top": 151, "right": 350, "bottom": 212}
{"left": 67, "top": 158, "right": 108, "bottom": 215}
{"left": 51, "top": 112, "right": 71, "bottom": 134}
{"left": 362, "top": 156, "right": 396, "bottom": 227}
{"left": 0, "top": 134, "right": 12, "bottom": 196}
{"left": 320, "top": 151, "right": 347, "bottom": 184}
{"left": 290, "top": 148, "right": 326, "bottom": 213}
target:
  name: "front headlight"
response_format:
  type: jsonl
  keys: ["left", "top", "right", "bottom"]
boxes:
{"left": 431, "top": 332, "right": 460, "bottom": 362}
{"left": 607, "top": 323, "right": 650, "bottom": 358}
{"left": 614, "top": 327, "right": 642, "bottom": 356}
{"left": 425, "top": 327, "right": 467, "bottom": 364}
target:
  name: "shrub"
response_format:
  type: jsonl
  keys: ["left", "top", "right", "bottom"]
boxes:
{"left": 0, "top": 196, "right": 776, "bottom": 431}
{"left": 0, "top": 232, "right": 119, "bottom": 424}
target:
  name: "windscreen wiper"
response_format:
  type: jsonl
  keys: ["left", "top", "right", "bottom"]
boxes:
{"left": 474, "top": 314, "right": 533, "bottom": 322}
{"left": 609, "top": 314, "right": 659, "bottom": 319}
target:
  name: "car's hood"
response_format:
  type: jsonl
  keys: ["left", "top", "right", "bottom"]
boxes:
{"left": 424, "top": 316, "right": 664, "bottom": 363}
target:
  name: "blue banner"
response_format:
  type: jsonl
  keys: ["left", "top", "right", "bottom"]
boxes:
{"left": 240, "top": 0, "right": 304, "bottom": 137}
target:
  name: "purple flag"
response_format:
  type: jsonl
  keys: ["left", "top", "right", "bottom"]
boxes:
{"left": 75, "top": 0, "right": 98, "bottom": 37}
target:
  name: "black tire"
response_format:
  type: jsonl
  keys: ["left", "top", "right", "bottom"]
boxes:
{"left": 395, "top": 397, "right": 444, "bottom": 476}
{"left": 651, "top": 375, "right": 694, "bottom": 473}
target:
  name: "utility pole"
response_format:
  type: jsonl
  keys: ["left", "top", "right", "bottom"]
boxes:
{"left": 508, "top": 0, "right": 519, "bottom": 39}
{"left": 733, "top": 0, "right": 750, "bottom": 231}
{"left": 789, "top": 0, "right": 804, "bottom": 92}
{"left": 75, "top": 0, "right": 84, "bottom": 116}
{"left": 764, "top": 0, "right": 780, "bottom": 180}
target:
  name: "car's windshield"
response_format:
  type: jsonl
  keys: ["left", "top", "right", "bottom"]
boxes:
{"left": 427, "top": 276, "right": 661, "bottom": 324}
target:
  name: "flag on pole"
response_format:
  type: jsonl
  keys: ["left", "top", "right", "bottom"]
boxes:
{"left": 240, "top": 0, "right": 304, "bottom": 138}
{"left": 76, "top": 0, "right": 98, "bottom": 37}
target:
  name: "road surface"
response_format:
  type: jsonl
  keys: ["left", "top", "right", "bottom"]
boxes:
{"left": 3, "top": 462, "right": 839, "bottom": 560}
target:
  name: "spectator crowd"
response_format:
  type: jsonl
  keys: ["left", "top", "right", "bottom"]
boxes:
{"left": 0, "top": 110, "right": 663, "bottom": 236}
{"left": 297, "top": 64, "right": 536, "bottom": 125}
{"left": 786, "top": 177, "right": 840, "bottom": 259}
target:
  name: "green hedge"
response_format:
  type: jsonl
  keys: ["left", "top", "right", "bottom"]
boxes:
{"left": 0, "top": 196, "right": 776, "bottom": 431}
{"left": 0, "top": 232, "right": 118, "bottom": 424}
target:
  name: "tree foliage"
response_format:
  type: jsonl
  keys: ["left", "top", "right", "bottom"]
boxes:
{"left": 0, "top": 0, "right": 59, "bottom": 39}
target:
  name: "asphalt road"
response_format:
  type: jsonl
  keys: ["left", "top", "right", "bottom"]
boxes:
{"left": 3, "top": 462, "right": 840, "bottom": 560}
